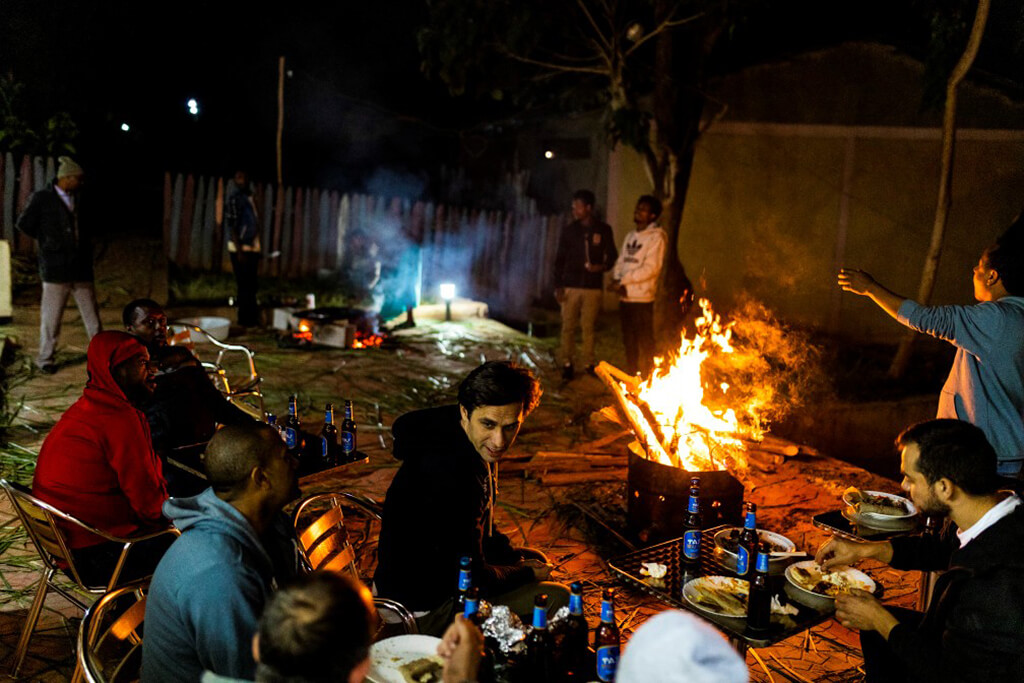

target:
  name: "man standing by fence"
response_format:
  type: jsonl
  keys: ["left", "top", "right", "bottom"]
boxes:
{"left": 224, "top": 170, "right": 261, "bottom": 327}
{"left": 553, "top": 189, "right": 617, "bottom": 381}
{"left": 16, "top": 156, "right": 101, "bottom": 373}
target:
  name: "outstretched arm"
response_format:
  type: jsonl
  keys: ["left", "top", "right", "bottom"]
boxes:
{"left": 837, "top": 268, "right": 907, "bottom": 320}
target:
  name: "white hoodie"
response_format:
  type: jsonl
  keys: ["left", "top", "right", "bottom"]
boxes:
{"left": 612, "top": 224, "right": 667, "bottom": 303}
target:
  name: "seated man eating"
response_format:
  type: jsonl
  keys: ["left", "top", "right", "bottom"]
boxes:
{"left": 32, "top": 331, "right": 170, "bottom": 584}
{"left": 816, "top": 419, "right": 1024, "bottom": 682}
{"left": 123, "top": 298, "right": 253, "bottom": 496}
{"left": 375, "top": 360, "right": 569, "bottom": 635}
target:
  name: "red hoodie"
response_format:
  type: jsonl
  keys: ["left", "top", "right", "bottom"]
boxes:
{"left": 33, "top": 331, "right": 169, "bottom": 549}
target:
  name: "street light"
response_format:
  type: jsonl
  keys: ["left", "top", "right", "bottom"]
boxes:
{"left": 120, "top": 122, "right": 130, "bottom": 132}
{"left": 440, "top": 283, "right": 456, "bottom": 321}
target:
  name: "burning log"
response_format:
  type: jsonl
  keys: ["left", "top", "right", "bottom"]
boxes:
{"left": 594, "top": 361, "right": 681, "bottom": 468}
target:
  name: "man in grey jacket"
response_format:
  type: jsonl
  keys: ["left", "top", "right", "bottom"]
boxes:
{"left": 16, "top": 156, "right": 101, "bottom": 373}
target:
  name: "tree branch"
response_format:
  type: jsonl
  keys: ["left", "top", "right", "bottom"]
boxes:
{"left": 503, "top": 49, "right": 610, "bottom": 76}
{"left": 575, "top": 0, "right": 613, "bottom": 51}
{"left": 625, "top": 7, "right": 709, "bottom": 57}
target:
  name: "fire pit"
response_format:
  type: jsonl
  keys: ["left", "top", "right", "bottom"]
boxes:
{"left": 277, "top": 306, "right": 386, "bottom": 349}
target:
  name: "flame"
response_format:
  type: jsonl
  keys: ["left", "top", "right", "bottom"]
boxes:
{"left": 626, "top": 298, "right": 762, "bottom": 471}
{"left": 351, "top": 332, "right": 384, "bottom": 349}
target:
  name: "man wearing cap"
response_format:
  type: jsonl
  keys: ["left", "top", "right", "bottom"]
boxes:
{"left": 16, "top": 156, "right": 101, "bottom": 373}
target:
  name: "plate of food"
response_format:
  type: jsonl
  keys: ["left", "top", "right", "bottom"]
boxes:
{"left": 841, "top": 506, "right": 918, "bottom": 531}
{"left": 784, "top": 560, "right": 875, "bottom": 610}
{"left": 712, "top": 527, "right": 799, "bottom": 574}
{"left": 368, "top": 634, "right": 444, "bottom": 683}
{"left": 842, "top": 487, "right": 917, "bottom": 523}
{"left": 682, "top": 575, "right": 750, "bottom": 619}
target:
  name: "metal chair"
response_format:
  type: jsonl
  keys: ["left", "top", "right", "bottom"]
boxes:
{"left": 76, "top": 581, "right": 149, "bottom": 683}
{"left": 292, "top": 492, "right": 416, "bottom": 637}
{"left": 168, "top": 321, "right": 265, "bottom": 418}
{"left": 0, "top": 480, "right": 179, "bottom": 679}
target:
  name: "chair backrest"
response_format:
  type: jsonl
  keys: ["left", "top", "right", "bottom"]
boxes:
{"left": 293, "top": 494, "right": 361, "bottom": 578}
{"left": 1, "top": 479, "right": 89, "bottom": 586}
{"left": 78, "top": 582, "right": 149, "bottom": 683}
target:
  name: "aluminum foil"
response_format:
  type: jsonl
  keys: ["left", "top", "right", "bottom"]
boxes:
{"left": 482, "top": 604, "right": 526, "bottom": 654}
{"left": 548, "top": 605, "right": 571, "bottom": 626}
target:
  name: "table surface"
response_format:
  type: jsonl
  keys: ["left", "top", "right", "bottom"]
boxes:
{"left": 608, "top": 525, "right": 836, "bottom": 648}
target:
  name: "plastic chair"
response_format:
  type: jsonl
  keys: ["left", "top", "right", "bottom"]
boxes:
{"left": 0, "top": 480, "right": 179, "bottom": 679}
{"left": 76, "top": 581, "right": 149, "bottom": 683}
{"left": 292, "top": 492, "right": 416, "bottom": 637}
{"left": 168, "top": 321, "right": 265, "bottom": 418}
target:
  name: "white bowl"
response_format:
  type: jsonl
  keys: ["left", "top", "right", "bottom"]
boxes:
{"left": 713, "top": 528, "right": 798, "bottom": 575}
{"left": 174, "top": 316, "right": 231, "bottom": 343}
{"left": 784, "top": 560, "right": 875, "bottom": 611}
{"left": 841, "top": 490, "right": 917, "bottom": 523}
{"left": 367, "top": 634, "right": 443, "bottom": 683}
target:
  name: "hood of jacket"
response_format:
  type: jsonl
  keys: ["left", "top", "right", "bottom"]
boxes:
{"left": 84, "top": 331, "right": 147, "bottom": 403}
{"left": 162, "top": 488, "right": 271, "bottom": 564}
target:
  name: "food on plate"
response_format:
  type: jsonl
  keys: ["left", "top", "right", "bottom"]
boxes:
{"left": 688, "top": 578, "right": 749, "bottom": 616}
{"left": 398, "top": 656, "right": 444, "bottom": 683}
{"left": 843, "top": 487, "right": 911, "bottom": 517}
{"left": 717, "top": 528, "right": 791, "bottom": 554}
{"left": 789, "top": 564, "right": 872, "bottom": 597}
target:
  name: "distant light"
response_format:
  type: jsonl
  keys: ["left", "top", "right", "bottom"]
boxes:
{"left": 544, "top": 150, "right": 555, "bottom": 159}
{"left": 187, "top": 98, "right": 199, "bottom": 116}
{"left": 120, "top": 123, "right": 130, "bottom": 132}
{"left": 440, "top": 283, "right": 456, "bottom": 301}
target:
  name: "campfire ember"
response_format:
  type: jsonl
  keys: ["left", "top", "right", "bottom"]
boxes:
{"left": 598, "top": 298, "right": 778, "bottom": 472}
{"left": 351, "top": 331, "right": 384, "bottom": 349}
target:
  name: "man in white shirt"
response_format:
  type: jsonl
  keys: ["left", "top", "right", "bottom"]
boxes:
{"left": 609, "top": 195, "right": 667, "bottom": 377}
{"left": 815, "top": 419, "right": 1024, "bottom": 682}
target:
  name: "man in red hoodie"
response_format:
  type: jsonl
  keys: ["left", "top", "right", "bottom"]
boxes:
{"left": 32, "top": 330, "right": 171, "bottom": 584}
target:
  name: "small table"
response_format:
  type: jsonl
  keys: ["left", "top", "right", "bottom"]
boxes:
{"left": 298, "top": 450, "right": 370, "bottom": 482}
{"left": 608, "top": 525, "right": 835, "bottom": 652}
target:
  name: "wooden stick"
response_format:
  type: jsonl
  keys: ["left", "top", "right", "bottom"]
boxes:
{"left": 541, "top": 469, "right": 627, "bottom": 486}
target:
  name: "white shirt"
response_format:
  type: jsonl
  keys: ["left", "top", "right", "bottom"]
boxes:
{"left": 956, "top": 494, "right": 1021, "bottom": 548}
{"left": 55, "top": 185, "right": 74, "bottom": 212}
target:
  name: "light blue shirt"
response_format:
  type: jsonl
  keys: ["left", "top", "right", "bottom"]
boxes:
{"left": 898, "top": 297, "right": 1024, "bottom": 475}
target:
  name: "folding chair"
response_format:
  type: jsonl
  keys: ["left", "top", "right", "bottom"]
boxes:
{"left": 0, "top": 480, "right": 178, "bottom": 679}
{"left": 76, "top": 581, "right": 149, "bottom": 683}
{"left": 292, "top": 492, "right": 416, "bottom": 637}
{"left": 168, "top": 321, "right": 265, "bottom": 418}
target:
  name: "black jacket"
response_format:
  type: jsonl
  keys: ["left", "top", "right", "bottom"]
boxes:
{"left": 887, "top": 500, "right": 1024, "bottom": 681}
{"left": 15, "top": 182, "right": 93, "bottom": 283}
{"left": 553, "top": 219, "right": 617, "bottom": 289}
{"left": 374, "top": 405, "right": 533, "bottom": 611}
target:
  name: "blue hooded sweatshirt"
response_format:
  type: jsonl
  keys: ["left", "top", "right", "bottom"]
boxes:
{"left": 141, "top": 489, "right": 277, "bottom": 683}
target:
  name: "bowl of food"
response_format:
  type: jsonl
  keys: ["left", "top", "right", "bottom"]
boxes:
{"left": 713, "top": 527, "right": 799, "bottom": 575}
{"left": 784, "top": 560, "right": 876, "bottom": 611}
{"left": 367, "top": 634, "right": 444, "bottom": 683}
{"left": 842, "top": 487, "right": 917, "bottom": 524}
{"left": 682, "top": 575, "right": 750, "bottom": 620}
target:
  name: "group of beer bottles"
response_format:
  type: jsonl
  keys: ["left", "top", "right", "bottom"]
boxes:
{"left": 457, "top": 557, "right": 621, "bottom": 682}
{"left": 265, "top": 396, "right": 359, "bottom": 467}
{"left": 681, "top": 477, "right": 772, "bottom": 635}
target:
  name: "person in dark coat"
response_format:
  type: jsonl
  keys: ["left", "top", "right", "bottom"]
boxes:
{"left": 224, "top": 170, "right": 261, "bottom": 327}
{"left": 816, "top": 419, "right": 1024, "bottom": 682}
{"left": 123, "top": 299, "right": 254, "bottom": 497}
{"left": 16, "top": 156, "right": 101, "bottom": 373}
{"left": 374, "top": 361, "right": 569, "bottom": 635}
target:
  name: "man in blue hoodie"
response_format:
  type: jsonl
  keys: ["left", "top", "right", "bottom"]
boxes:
{"left": 141, "top": 423, "right": 299, "bottom": 683}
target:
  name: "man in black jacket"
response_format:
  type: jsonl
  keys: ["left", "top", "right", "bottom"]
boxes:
{"left": 123, "top": 298, "right": 254, "bottom": 496}
{"left": 553, "top": 189, "right": 617, "bottom": 381}
{"left": 16, "top": 156, "right": 101, "bottom": 373}
{"left": 375, "top": 361, "right": 569, "bottom": 635}
{"left": 816, "top": 419, "right": 1024, "bottom": 682}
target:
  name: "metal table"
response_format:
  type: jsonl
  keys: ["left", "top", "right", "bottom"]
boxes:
{"left": 608, "top": 525, "right": 835, "bottom": 651}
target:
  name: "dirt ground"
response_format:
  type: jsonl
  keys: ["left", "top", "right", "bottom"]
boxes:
{"left": 0, "top": 299, "right": 920, "bottom": 681}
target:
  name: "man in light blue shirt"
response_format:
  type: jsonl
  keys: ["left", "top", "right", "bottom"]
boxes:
{"left": 838, "top": 223, "right": 1024, "bottom": 476}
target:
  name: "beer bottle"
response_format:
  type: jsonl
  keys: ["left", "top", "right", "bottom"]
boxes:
{"left": 283, "top": 395, "right": 302, "bottom": 457}
{"left": 736, "top": 501, "right": 758, "bottom": 578}
{"left": 594, "top": 588, "right": 620, "bottom": 682}
{"left": 462, "top": 587, "right": 496, "bottom": 683}
{"left": 320, "top": 403, "right": 338, "bottom": 466}
{"left": 560, "top": 581, "right": 590, "bottom": 680}
{"left": 525, "top": 594, "right": 555, "bottom": 680}
{"left": 456, "top": 556, "right": 472, "bottom": 612}
{"left": 746, "top": 544, "right": 771, "bottom": 634}
{"left": 341, "top": 399, "right": 358, "bottom": 461}
{"left": 682, "top": 476, "right": 703, "bottom": 565}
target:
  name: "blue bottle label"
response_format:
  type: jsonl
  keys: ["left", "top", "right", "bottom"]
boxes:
{"left": 324, "top": 409, "right": 333, "bottom": 424}
{"left": 687, "top": 495, "right": 700, "bottom": 514}
{"left": 596, "top": 645, "right": 619, "bottom": 681}
{"left": 342, "top": 432, "right": 355, "bottom": 453}
{"left": 463, "top": 597, "right": 479, "bottom": 618}
{"left": 600, "top": 599, "right": 614, "bottom": 623}
{"left": 532, "top": 606, "right": 547, "bottom": 629}
{"left": 756, "top": 551, "right": 770, "bottom": 573}
{"left": 285, "top": 428, "right": 297, "bottom": 449}
{"left": 737, "top": 546, "right": 750, "bottom": 576}
{"left": 458, "top": 569, "right": 471, "bottom": 591}
{"left": 744, "top": 510, "right": 756, "bottom": 530}
{"left": 569, "top": 593, "right": 583, "bottom": 615}
{"left": 683, "top": 529, "right": 701, "bottom": 559}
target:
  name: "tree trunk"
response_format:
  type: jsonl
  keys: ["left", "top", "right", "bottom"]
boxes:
{"left": 888, "top": 0, "right": 990, "bottom": 378}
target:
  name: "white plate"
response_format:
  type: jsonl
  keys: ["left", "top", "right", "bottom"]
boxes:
{"left": 713, "top": 527, "right": 796, "bottom": 558}
{"left": 842, "top": 506, "right": 918, "bottom": 531}
{"left": 367, "top": 634, "right": 444, "bottom": 683}
{"left": 784, "top": 560, "right": 875, "bottom": 605}
{"left": 682, "top": 575, "right": 749, "bottom": 619}
{"left": 841, "top": 490, "right": 917, "bottom": 522}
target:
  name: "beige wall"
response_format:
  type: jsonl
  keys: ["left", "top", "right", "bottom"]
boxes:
{"left": 607, "top": 125, "right": 1024, "bottom": 341}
